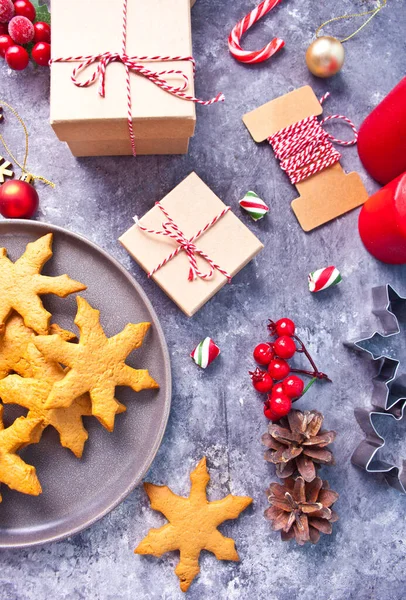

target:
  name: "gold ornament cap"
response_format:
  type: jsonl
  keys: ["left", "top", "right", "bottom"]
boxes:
{"left": 19, "top": 173, "right": 34, "bottom": 184}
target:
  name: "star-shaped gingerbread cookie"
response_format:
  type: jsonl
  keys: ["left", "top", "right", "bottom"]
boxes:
{"left": 0, "top": 233, "right": 86, "bottom": 335}
{"left": 0, "top": 405, "right": 43, "bottom": 501}
{"left": 0, "top": 343, "right": 108, "bottom": 458}
{"left": 34, "top": 297, "right": 159, "bottom": 431}
{"left": 135, "top": 457, "right": 252, "bottom": 592}
{"left": 0, "top": 312, "right": 76, "bottom": 380}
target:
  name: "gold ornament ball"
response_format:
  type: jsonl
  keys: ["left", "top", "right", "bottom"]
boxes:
{"left": 306, "top": 36, "right": 345, "bottom": 78}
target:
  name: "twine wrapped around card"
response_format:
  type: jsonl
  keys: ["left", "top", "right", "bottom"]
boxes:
{"left": 134, "top": 203, "right": 232, "bottom": 282}
{"left": 268, "top": 93, "right": 358, "bottom": 184}
{"left": 51, "top": 0, "right": 225, "bottom": 156}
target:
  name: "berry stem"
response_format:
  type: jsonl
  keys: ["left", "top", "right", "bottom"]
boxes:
{"left": 290, "top": 368, "right": 331, "bottom": 382}
{"left": 267, "top": 319, "right": 276, "bottom": 335}
{"left": 301, "top": 377, "right": 317, "bottom": 396}
{"left": 293, "top": 334, "right": 318, "bottom": 371}
{"left": 292, "top": 335, "right": 332, "bottom": 382}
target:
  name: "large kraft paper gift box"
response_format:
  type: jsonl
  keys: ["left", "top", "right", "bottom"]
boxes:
{"left": 50, "top": 0, "right": 197, "bottom": 156}
{"left": 119, "top": 173, "right": 264, "bottom": 316}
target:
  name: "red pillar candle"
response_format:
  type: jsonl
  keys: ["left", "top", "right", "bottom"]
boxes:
{"left": 358, "top": 172, "right": 406, "bottom": 264}
{"left": 358, "top": 77, "right": 406, "bottom": 185}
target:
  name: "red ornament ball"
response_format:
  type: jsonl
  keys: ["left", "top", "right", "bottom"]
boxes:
{"left": 268, "top": 358, "right": 290, "bottom": 381}
{"left": 282, "top": 375, "right": 304, "bottom": 399}
{"left": 33, "top": 21, "right": 50, "bottom": 43}
{"left": 265, "top": 393, "right": 292, "bottom": 420}
{"left": 0, "top": 0, "right": 14, "bottom": 24}
{"left": 253, "top": 342, "right": 274, "bottom": 366}
{"left": 13, "top": 0, "right": 35, "bottom": 22}
{"left": 274, "top": 318, "right": 296, "bottom": 337}
{"left": 31, "top": 41, "right": 50, "bottom": 66}
{"left": 8, "top": 15, "right": 34, "bottom": 44}
{"left": 0, "top": 179, "right": 39, "bottom": 218}
{"left": 5, "top": 43, "right": 28, "bottom": 69}
{"left": 273, "top": 335, "right": 297, "bottom": 359}
{"left": 0, "top": 32, "right": 12, "bottom": 57}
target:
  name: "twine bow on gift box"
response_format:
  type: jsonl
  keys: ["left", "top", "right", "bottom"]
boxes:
{"left": 50, "top": 0, "right": 225, "bottom": 156}
{"left": 134, "top": 203, "right": 232, "bottom": 282}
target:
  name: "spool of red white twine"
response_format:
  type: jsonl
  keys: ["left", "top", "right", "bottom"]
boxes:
{"left": 268, "top": 93, "right": 359, "bottom": 184}
{"left": 228, "top": 0, "right": 285, "bottom": 64}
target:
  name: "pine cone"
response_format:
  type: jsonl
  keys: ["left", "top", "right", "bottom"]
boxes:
{"left": 264, "top": 476, "right": 339, "bottom": 545}
{"left": 262, "top": 410, "right": 336, "bottom": 482}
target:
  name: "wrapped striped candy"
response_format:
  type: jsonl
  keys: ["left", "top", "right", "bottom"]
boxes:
{"left": 239, "top": 191, "right": 269, "bottom": 221}
{"left": 190, "top": 337, "right": 220, "bottom": 369}
{"left": 308, "top": 266, "right": 342, "bottom": 293}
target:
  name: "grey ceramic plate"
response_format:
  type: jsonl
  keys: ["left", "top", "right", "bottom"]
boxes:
{"left": 0, "top": 220, "right": 171, "bottom": 548}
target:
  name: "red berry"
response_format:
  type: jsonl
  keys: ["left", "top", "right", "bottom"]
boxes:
{"left": 273, "top": 336, "right": 296, "bottom": 359}
{"left": 270, "top": 383, "right": 284, "bottom": 397}
{"left": 13, "top": 0, "right": 35, "bottom": 22}
{"left": 0, "top": 0, "right": 14, "bottom": 24}
{"left": 8, "top": 15, "right": 33, "bottom": 44}
{"left": 274, "top": 318, "right": 296, "bottom": 337}
{"left": 263, "top": 402, "right": 279, "bottom": 421}
{"left": 31, "top": 41, "right": 50, "bottom": 66}
{"left": 33, "top": 21, "right": 50, "bottom": 43}
{"left": 249, "top": 368, "right": 274, "bottom": 394}
{"left": 253, "top": 342, "right": 274, "bottom": 366}
{"left": 5, "top": 43, "right": 28, "bottom": 69}
{"left": 0, "top": 32, "right": 12, "bottom": 57}
{"left": 282, "top": 375, "right": 304, "bottom": 399}
{"left": 268, "top": 358, "right": 290, "bottom": 380}
{"left": 268, "top": 393, "right": 292, "bottom": 419}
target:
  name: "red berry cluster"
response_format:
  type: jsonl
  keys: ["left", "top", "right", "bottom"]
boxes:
{"left": 0, "top": 0, "right": 50, "bottom": 71}
{"left": 249, "top": 318, "right": 330, "bottom": 422}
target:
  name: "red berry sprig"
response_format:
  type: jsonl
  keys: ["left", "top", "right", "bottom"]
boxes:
{"left": 0, "top": 0, "right": 51, "bottom": 71}
{"left": 250, "top": 317, "right": 330, "bottom": 422}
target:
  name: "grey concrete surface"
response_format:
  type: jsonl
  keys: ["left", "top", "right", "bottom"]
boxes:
{"left": 0, "top": 0, "right": 406, "bottom": 598}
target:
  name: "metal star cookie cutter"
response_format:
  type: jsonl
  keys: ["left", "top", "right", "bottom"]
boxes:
{"left": 345, "top": 284, "right": 406, "bottom": 493}
{"left": 352, "top": 404, "right": 406, "bottom": 494}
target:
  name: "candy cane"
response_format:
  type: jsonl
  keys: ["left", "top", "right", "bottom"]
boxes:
{"left": 228, "top": 0, "right": 285, "bottom": 64}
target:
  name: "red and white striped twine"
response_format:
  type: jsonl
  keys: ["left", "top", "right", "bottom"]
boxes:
{"left": 50, "top": 0, "right": 224, "bottom": 156}
{"left": 135, "top": 203, "right": 232, "bottom": 282}
{"left": 228, "top": 0, "right": 285, "bottom": 64}
{"left": 268, "top": 93, "right": 358, "bottom": 184}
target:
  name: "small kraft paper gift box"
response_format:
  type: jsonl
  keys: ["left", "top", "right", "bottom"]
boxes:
{"left": 119, "top": 173, "right": 264, "bottom": 316}
{"left": 50, "top": 0, "right": 220, "bottom": 157}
